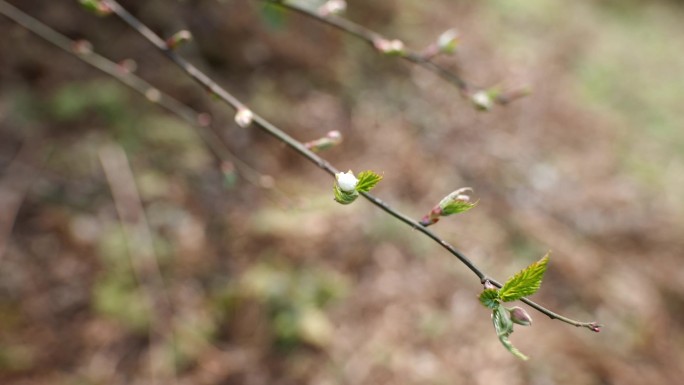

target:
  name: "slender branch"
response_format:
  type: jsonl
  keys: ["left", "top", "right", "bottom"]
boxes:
{"left": 260, "top": 1, "right": 533, "bottom": 107}
{"left": 260, "top": 0, "right": 476, "bottom": 98}
{"left": 262, "top": 0, "right": 470, "bottom": 92}
{"left": 100, "top": 0, "right": 598, "bottom": 332}
{"left": 0, "top": 142, "right": 43, "bottom": 261}
{"left": 0, "top": 0, "right": 274, "bottom": 191}
{"left": 57, "top": 0, "right": 596, "bottom": 331}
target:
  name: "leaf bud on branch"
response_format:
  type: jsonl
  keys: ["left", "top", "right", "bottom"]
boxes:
{"left": 71, "top": 39, "right": 93, "bottom": 56}
{"left": 419, "top": 187, "right": 476, "bottom": 226}
{"left": 234, "top": 108, "right": 254, "bottom": 128}
{"left": 508, "top": 306, "right": 533, "bottom": 326}
{"left": 79, "top": 0, "right": 112, "bottom": 16}
{"left": 334, "top": 170, "right": 382, "bottom": 205}
{"left": 318, "top": 0, "right": 347, "bottom": 16}
{"left": 304, "top": 130, "right": 343, "bottom": 152}
{"left": 373, "top": 38, "right": 406, "bottom": 56}
{"left": 166, "top": 30, "right": 192, "bottom": 50}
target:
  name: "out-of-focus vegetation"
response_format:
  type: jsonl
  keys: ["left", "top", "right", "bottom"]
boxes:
{"left": 1, "top": 0, "right": 684, "bottom": 384}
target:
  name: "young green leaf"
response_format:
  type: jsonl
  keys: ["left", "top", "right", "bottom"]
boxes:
{"left": 493, "top": 306, "right": 528, "bottom": 360}
{"left": 499, "top": 253, "right": 550, "bottom": 302}
{"left": 333, "top": 183, "right": 359, "bottom": 204}
{"left": 441, "top": 199, "right": 478, "bottom": 216}
{"left": 355, "top": 170, "right": 382, "bottom": 193}
{"left": 419, "top": 187, "right": 476, "bottom": 226}
{"left": 478, "top": 288, "right": 500, "bottom": 309}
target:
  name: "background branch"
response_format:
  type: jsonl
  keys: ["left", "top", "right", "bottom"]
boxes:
{"left": 102, "top": 0, "right": 598, "bottom": 331}
{"left": 259, "top": 0, "right": 524, "bottom": 106}
{"left": 0, "top": 0, "right": 276, "bottom": 193}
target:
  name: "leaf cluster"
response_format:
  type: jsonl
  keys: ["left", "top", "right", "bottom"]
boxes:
{"left": 477, "top": 253, "right": 550, "bottom": 360}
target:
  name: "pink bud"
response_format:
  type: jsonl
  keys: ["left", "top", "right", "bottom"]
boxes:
{"left": 588, "top": 322, "right": 602, "bottom": 333}
{"left": 509, "top": 307, "right": 532, "bottom": 326}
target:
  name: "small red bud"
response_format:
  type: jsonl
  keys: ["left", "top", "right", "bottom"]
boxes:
{"left": 588, "top": 322, "right": 602, "bottom": 333}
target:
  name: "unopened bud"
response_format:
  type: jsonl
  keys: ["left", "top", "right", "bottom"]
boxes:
{"left": 334, "top": 170, "right": 360, "bottom": 204}
{"left": 318, "top": 0, "right": 347, "bottom": 16}
{"left": 72, "top": 40, "right": 93, "bottom": 56}
{"left": 437, "top": 29, "right": 460, "bottom": 55}
{"left": 420, "top": 187, "right": 476, "bottom": 227}
{"left": 145, "top": 88, "right": 161, "bottom": 103}
{"left": 304, "top": 130, "right": 343, "bottom": 152}
{"left": 373, "top": 38, "right": 406, "bottom": 56}
{"left": 335, "top": 171, "right": 358, "bottom": 192}
{"left": 166, "top": 30, "right": 193, "bottom": 50}
{"left": 509, "top": 306, "right": 532, "bottom": 326}
{"left": 471, "top": 90, "right": 494, "bottom": 111}
{"left": 234, "top": 108, "right": 254, "bottom": 128}
{"left": 79, "top": 0, "right": 112, "bottom": 16}
{"left": 588, "top": 322, "right": 602, "bottom": 333}
{"left": 419, "top": 206, "right": 442, "bottom": 227}
{"left": 117, "top": 59, "right": 138, "bottom": 74}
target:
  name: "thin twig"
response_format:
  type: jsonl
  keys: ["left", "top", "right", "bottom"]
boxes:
{"left": 0, "top": 0, "right": 275, "bottom": 192}
{"left": 96, "top": 0, "right": 597, "bottom": 331}
{"left": 260, "top": 0, "right": 471, "bottom": 96}
{"left": 260, "top": 1, "right": 533, "bottom": 107}
{"left": 0, "top": 0, "right": 597, "bottom": 331}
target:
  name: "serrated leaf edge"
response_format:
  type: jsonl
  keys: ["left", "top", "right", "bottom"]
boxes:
{"left": 355, "top": 170, "right": 382, "bottom": 193}
{"left": 499, "top": 253, "right": 550, "bottom": 302}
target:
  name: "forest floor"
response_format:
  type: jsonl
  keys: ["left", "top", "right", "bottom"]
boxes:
{"left": 1, "top": 1, "right": 684, "bottom": 384}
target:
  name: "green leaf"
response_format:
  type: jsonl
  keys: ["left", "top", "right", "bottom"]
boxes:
{"left": 478, "top": 289, "right": 500, "bottom": 309}
{"left": 492, "top": 306, "right": 528, "bottom": 360}
{"left": 499, "top": 253, "right": 550, "bottom": 302}
{"left": 333, "top": 183, "right": 359, "bottom": 205}
{"left": 79, "top": 0, "right": 99, "bottom": 12}
{"left": 441, "top": 199, "right": 477, "bottom": 216}
{"left": 355, "top": 170, "right": 382, "bottom": 193}
{"left": 437, "top": 188, "right": 476, "bottom": 216}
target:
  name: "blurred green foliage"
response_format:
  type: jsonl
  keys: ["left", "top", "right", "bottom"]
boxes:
{"left": 216, "top": 261, "right": 349, "bottom": 348}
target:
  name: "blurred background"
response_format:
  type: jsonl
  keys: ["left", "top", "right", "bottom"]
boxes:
{"left": 1, "top": 0, "right": 684, "bottom": 384}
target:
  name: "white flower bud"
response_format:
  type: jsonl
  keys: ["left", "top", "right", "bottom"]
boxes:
{"left": 318, "top": 0, "right": 347, "bottom": 16}
{"left": 373, "top": 38, "right": 406, "bottom": 56}
{"left": 471, "top": 90, "right": 493, "bottom": 111}
{"left": 335, "top": 171, "right": 358, "bottom": 192}
{"left": 437, "top": 29, "right": 460, "bottom": 54}
{"left": 235, "top": 108, "right": 254, "bottom": 128}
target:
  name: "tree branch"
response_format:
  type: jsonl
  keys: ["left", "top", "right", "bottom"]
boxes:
{"left": 1, "top": 0, "right": 597, "bottom": 332}
{"left": 258, "top": 0, "right": 526, "bottom": 107}
{"left": 0, "top": 0, "right": 274, "bottom": 191}
{"left": 100, "top": 0, "right": 599, "bottom": 332}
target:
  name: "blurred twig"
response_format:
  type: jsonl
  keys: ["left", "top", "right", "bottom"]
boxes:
{"left": 99, "top": 143, "right": 176, "bottom": 385}
{"left": 259, "top": 0, "right": 522, "bottom": 106}
{"left": 0, "top": 0, "right": 275, "bottom": 192}
{"left": 0, "top": 143, "right": 42, "bottom": 261}
{"left": 100, "top": 0, "right": 599, "bottom": 332}
{"left": 261, "top": 0, "right": 470, "bottom": 91}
